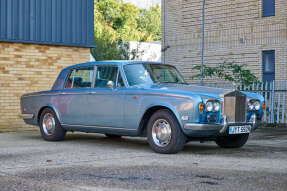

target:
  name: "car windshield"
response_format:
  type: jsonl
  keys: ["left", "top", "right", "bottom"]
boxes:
{"left": 123, "top": 63, "right": 186, "bottom": 86}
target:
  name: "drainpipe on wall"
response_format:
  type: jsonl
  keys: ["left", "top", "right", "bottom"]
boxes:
{"left": 162, "top": 0, "right": 166, "bottom": 64}
{"left": 200, "top": 0, "right": 206, "bottom": 86}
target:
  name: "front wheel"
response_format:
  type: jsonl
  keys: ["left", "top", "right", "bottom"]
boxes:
{"left": 147, "top": 109, "right": 186, "bottom": 154}
{"left": 215, "top": 134, "right": 249, "bottom": 148}
{"left": 39, "top": 108, "right": 66, "bottom": 141}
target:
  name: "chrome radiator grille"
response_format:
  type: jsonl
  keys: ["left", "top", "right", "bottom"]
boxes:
{"left": 223, "top": 91, "right": 247, "bottom": 123}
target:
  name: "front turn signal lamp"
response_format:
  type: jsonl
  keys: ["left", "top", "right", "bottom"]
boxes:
{"left": 199, "top": 103, "right": 204, "bottom": 114}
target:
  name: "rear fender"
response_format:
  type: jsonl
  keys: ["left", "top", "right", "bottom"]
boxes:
{"left": 38, "top": 104, "right": 62, "bottom": 123}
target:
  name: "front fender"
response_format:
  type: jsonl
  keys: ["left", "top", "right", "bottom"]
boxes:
{"left": 139, "top": 94, "right": 202, "bottom": 135}
{"left": 141, "top": 102, "right": 186, "bottom": 133}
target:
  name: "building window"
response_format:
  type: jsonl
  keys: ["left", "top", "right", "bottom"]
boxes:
{"left": 262, "top": 50, "right": 275, "bottom": 82}
{"left": 262, "top": 0, "right": 275, "bottom": 17}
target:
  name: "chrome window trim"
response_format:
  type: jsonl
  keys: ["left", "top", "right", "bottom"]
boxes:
{"left": 116, "top": 67, "right": 119, "bottom": 88}
{"left": 116, "top": 68, "right": 126, "bottom": 89}
{"left": 121, "top": 64, "right": 130, "bottom": 88}
{"left": 91, "top": 65, "right": 97, "bottom": 88}
{"left": 71, "top": 69, "right": 75, "bottom": 88}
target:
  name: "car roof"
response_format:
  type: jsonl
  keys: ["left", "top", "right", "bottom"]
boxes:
{"left": 63, "top": 60, "right": 163, "bottom": 71}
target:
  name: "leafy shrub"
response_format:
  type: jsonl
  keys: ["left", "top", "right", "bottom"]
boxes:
{"left": 191, "top": 61, "right": 259, "bottom": 85}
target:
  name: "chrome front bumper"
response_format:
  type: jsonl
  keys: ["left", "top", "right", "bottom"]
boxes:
{"left": 19, "top": 113, "right": 34, "bottom": 120}
{"left": 184, "top": 115, "right": 262, "bottom": 134}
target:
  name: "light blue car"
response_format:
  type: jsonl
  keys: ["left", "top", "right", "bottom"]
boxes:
{"left": 20, "top": 61, "right": 264, "bottom": 154}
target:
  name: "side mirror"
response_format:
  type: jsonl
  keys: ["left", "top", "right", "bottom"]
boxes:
{"left": 107, "top": 81, "right": 114, "bottom": 89}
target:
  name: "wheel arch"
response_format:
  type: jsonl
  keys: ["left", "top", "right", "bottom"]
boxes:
{"left": 37, "top": 104, "right": 61, "bottom": 125}
{"left": 137, "top": 103, "right": 183, "bottom": 136}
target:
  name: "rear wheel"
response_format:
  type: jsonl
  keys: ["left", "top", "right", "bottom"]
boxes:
{"left": 39, "top": 108, "right": 66, "bottom": 141}
{"left": 147, "top": 109, "right": 186, "bottom": 154}
{"left": 215, "top": 134, "right": 249, "bottom": 148}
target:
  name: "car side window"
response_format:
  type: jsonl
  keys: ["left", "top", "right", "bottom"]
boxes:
{"left": 95, "top": 66, "right": 118, "bottom": 88}
{"left": 65, "top": 67, "right": 94, "bottom": 89}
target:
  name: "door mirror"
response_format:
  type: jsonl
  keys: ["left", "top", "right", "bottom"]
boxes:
{"left": 107, "top": 81, "right": 114, "bottom": 89}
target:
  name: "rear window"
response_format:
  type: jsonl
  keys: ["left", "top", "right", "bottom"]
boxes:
{"left": 65, "top": 67, "right": 94, "bottom": 89}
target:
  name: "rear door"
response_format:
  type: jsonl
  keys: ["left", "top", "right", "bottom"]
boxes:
{"left": 86, "top": 65, "right": 125, "bottom": 128}
{"left": 59, "top": 66, "right": 95, "bottom": 125}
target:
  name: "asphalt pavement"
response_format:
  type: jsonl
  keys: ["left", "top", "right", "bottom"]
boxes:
{"left": 0, "top": 128, "right": 287, "bottom": 191}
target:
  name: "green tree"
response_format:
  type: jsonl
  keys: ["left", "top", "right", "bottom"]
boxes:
{"left": 92, "top": 0, "right": 119, "bottom": 60}
{"left": 91, "top": 0, "right": 161, "bottom": 61}
{"left": 137, "top": 5, "right": 162, "bottom": 41}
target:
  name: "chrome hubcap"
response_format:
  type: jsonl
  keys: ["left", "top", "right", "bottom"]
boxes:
{"left": 42, "top": 113, "right": 56, "bottom": 136}
{"left": 152, "top": 119, "right": 172, "bottom": 147}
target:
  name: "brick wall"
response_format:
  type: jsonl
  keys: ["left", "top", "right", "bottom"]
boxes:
{"left": 0, "top": 42, "right": 90, "bottom": 131}
{"left": 162, "top": 0, "right": 287, "bottom": 83}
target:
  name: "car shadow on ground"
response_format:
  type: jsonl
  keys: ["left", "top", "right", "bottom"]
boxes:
{"left": 19, "top": 128, "right": 287, "bottom": 157}
{"left": 20, "top": 131, "right": 220, "bottom": 154}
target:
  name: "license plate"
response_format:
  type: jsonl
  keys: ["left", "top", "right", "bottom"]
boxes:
{"left": 229, "top": 125, "right": 251, "bottom": 134}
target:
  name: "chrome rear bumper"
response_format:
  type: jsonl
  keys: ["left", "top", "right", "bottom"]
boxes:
{"left": 19, "top": 113, "right": 34, "bottom": 120}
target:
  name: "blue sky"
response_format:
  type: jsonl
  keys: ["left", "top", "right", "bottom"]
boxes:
{"left": 124, "top": 0, "right": 161, "bottom": 9}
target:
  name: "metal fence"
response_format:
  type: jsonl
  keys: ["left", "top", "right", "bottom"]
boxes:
{"left": 202, "top": 81, "right": 287, "bottom": 124}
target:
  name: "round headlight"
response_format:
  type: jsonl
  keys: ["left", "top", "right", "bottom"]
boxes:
{"left": 254, "top": 101, "right": 260, "bottom": 110}
{"left": 248, "top": 102, "right": 254, "bottom": 110}
{"left": 206, "top": 101, "right": 213, "bottom": 112}
{"left": 213, "top": 102, "right": 220, "bottom": 111}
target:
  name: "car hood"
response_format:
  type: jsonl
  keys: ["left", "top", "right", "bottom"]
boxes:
{"left": 149, "top": 83, "right": 230, "bottom": 99}
{"left": 145, "top": 83, "right": 263, "bottom": 101}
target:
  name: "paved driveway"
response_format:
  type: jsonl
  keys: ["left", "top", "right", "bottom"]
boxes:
{"left": 0, "top": 128, "right": 287, "bottom": 191}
